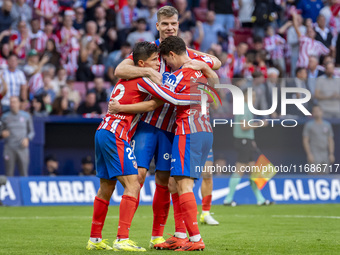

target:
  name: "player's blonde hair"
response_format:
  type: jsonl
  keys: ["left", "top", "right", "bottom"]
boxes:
{"left": 157, "top": 6, "right": 178, "bottom": 22}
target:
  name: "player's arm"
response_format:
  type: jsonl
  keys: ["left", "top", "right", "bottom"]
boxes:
{"left": 328, "top": 135, "right": 335, "bottom": 163}
{"left": 114, "top": 58, "right": 162, "bottom": 84}
{"left": 108, "top": 98, "right": 164, "bottom": 114}
{"left": 140, "top": 77, "right": 205, "bottom": 105}
{"left": 187, "top": 48, "right": 221, "bottom": 70}
{"left": 292, "top": 12, "right": 302, "bottom": 39}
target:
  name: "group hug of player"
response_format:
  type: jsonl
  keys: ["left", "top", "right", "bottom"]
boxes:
{"left": 86, "top": 6, "right": 222, "bottom": 252}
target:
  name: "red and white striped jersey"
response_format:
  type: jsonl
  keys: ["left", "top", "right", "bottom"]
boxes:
{"left": 30, "top": 30, "right": 48, "bottom": 53}
{"left": 98, "top": 77, "right": 202, "bottom": 142}
{"left": 167, "top": 66, "right": 213, "bottom": 135}
{"left": 264, "top": 35, "right": 286, "bottom": 60}
{"left": 28, "top": 73, "right": 44, "bottom": 95}
{"left": 10, "top": 31, "right": 30, "bottom": 60}
{"left": 297, "top": 36, "right": 330, "bottom": 68}
{"left": 34, "top": 0, "right": 59, "bottom": 29}
{"left": 126, "top": 39, "right": 201, "bottom": 133}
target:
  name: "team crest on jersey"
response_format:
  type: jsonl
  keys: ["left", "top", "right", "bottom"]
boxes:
{"left": 185, "top": 109, "right": 197, "bottom": 115}
{"left": 164, "top": 73, "right": 179, "bottom": 90}
{"left": 162, "top": 72, "right": 170, "bottom": 84}
{"left": 132, "top": 160, "right": 138, "bottom": 169}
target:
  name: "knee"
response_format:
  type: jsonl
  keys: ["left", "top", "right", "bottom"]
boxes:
{"left": 125, "top": 180, "right": 141, "bottom": 197}
{"left": 155, "top": 171, "right": 170, "bottom": 186}
{"left": 168, "top": 178, "right": 177, "bottom": 194}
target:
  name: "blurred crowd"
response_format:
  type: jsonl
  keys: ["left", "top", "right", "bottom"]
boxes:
{"left": 0, "top": 0, "right": 338, "bottom": 118}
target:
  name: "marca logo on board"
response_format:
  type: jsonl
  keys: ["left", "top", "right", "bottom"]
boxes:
{"left": 28, "top": 181, "right": 97, "bottom": 203}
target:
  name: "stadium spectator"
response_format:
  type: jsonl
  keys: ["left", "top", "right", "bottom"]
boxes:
{"left": 30, "top": 18, "right": 48, "bottom": 54}
{"left": 238, "top": 0, "right": 254, "bottom": 28}
{"left": 286, "top": 67, "right": 311, "bottom": 116}
{"left": 0, "top": 72, "right": 8, "bottom": 115}
{"left": 0, "top": 42, "right": 10, "bottom": 69}
{"left": 57, "top": 14, "right": 80, "bottom": 77}
{"left": 1, "top": 54, "right": 27, "bottom": 112}
{"left": 66, "top": 78, "right": 81, "bottom": 109}
{"left": 297, "top": 0, "right": 324, "bottom": 22}
{"left": 208, "top": 0, "right": 234, "bottom": 35}
{"left": 77, "top": 91, "right": 102, "bottom": 115}
{"left": 81, "top": 21, "right": 104, "bottom": 49}
{"left": 105, "top": 42, "right": 132, "bottom": 83}
{"left": 1, "top": 96, "right": 35, "bottom": 176}
{"left": 89, "top": 77, "right": 107, "bottom": 103}
{"left": 44, "top": 154, "right": 59, "bottom": 176}
{"left": 9, "top": 20, "right": 30, "bottom": 61}
{"left": 11, "top": 0, "right": 32, "bottom": 30}
{"left": 30, "top": 94, "right": 48, "bottom": 117}
{"left": 314, "top": 62, "right": 340, "bottom": 118}
{"left": 174, "top": 0, "right": 196, "bottom": 32}
{"left": 43, "top": 38, "right": 61, "bottom": 70}
{"left": 44, "top": 22, "right": 59, "bottom": 49}
{"left": 79, "top": 155, "right": 96, "bottom": 176}
{"left": 126, "top": 18, "right": 155, "bottom": 47}
{"left": 224, "top": 89, "right": 271, "bottom": 206}
{"left": 52, "top": 67, "right": 67, "bottom": 95}
{"left": 307, "top": 55, "right": 324, "bottom": 97}
{"left": 197, "top": 10, "right": 223, "bottom": 52}
{"left": 77, "top": 39, "right": 104, "bottom": 82}
{"left": 51, "top": 95, "right": 72, "bottom": 116}
{"left": 264, "top": 67, "right": 281, "bottom": 118}
{"left": 116, "top": 0, "right": 141, "bottom": 41}
{"left": 141, "top": 0, "right": 158, "bottom": 37}
{"left": 0, "top": 0, "right": 12, "bottom": 34}
{"left": 251, "top": 0, "right": 281, "bottom": 38}
{"left": 287, "top": 14, "right": 306, "bottom": 77}
{"left": 59, "top": 85, "right": 77, "bottom": 113}
{"left": 251, "top": 71, "right": 268, "bottom": 115}
{"left": 264, "top": 26, "right": 286, "bottom": 74}
{"left": 94, "top": 5, "right": 117, "bottom": 52}
{"left": 292, "top": 12, "right": 330, "bottom": 69}
{"left": 42, "top": 91, "right": 52, "bottom": 114}
{"left": 232, "top": 42, "right": 248, "bottom": 76}
{"left": 23, "top": 49, "right": 49, "bottom": 78}
{"left": 73, "top": 6, "right": 86, "bottom": 35}
{"left": 315, "top": 14, "right": 334, "bottom": 49}
{"left": 33, "top": 0, "right": 59, "bottom": 30}
{"left": 303, "top": 105, "right": 335, "bottom": 173}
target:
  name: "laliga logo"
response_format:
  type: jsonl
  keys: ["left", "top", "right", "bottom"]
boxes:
{"left": 196, "top": 83, "right": 312, "bottom": 116}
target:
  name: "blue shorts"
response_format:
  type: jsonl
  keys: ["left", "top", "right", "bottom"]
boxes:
{"left": 132, "top": 121, "right": 174, "bottom": 171}
{"left": 206, "top": 149, "right": 214, "bottom": 163}
{"left": 171, "top": 132, "right": 213, "bottom": 179}
{"left": 95, "top": 129, "right": 138, "bottom": 180}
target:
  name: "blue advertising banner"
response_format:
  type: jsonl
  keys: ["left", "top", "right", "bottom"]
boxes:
{"left": 1, "top": 176, "right": 340, "bottom": 206}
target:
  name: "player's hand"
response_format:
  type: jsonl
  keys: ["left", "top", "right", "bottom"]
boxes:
{"left": 307, "top": 154, "right": 315, "bottom": 164}
{"left": 147, "top": 68, "right": 162, "bottom": 85}
{"left": 21, "top": 138, "right": 29, "bottom": 148}
{"left": 108, "top": 99, "right": 121, "bottom": 114}
{"left": 1, "top": 130, "right": 10, "bottom": 138}
{"left": 329, "top": 154, "right": 335, "bottom": 164}
{"left": 183, "top": 59, "right": 209, "bottom": 72}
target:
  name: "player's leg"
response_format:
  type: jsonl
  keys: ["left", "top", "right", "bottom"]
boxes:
{"left": 17, "top": 148, "right": 29, "bottom": 176}
{"left": 174, "top": 176, "right": 204, "bottom": 251}
{"left": 224, "top": 138, "right": 249, "bottom": 206}
{"left": 4, "top": 145, "right": 16, "bottom": 176}
{"left": 113, "top": 136, "right": 146, "bottom": 251}
{"left": 173, "top": 132, "right": 212, "bottom": 251}
{"left": 87, "top": 130, "right": 115, "bottom": 250}
{"left": 200, "top": 158, "right": 219, "bottom": 225}
{"left": 131, "top": 122, "right": 157, "bottom": 214}
{"left": 150, "top": 129, "right": 173, "bottom": 246}
{"left": 223, "top": 162, "right": 244, "bottom": 206}
{"left": 248, "top": 161, "right": 267, "bottom": 205}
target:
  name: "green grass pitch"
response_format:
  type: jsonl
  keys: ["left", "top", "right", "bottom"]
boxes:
{"left": 0, "top": 204, "right": 339, "bottom": 254}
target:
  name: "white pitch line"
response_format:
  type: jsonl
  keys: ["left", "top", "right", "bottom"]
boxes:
{"left": 272, "top": 215, "right": 340, "bottom": 219}
{"left": 0, "top": 214, "right": 153, "bottom": 220}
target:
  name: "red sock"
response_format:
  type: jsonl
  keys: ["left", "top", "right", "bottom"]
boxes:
{"left": 90, "top": 196, "right": 109, "bottom": 238}
{"left": 202, "top": 195, "right": 212, "bottom": 211}
{"left": 117, "top": 195, "right": 137, "bottom": 239}
{"left": 171, "top": 193, "right": 186, "bottom": 234}
{"left": 152, "top": 184, "right": 170, "bottom": 236}
{"left": 134, "top": 183, "right": 144, "bottom": 214}
{"left": 179, "top": 192, "right": 200, "bottom": 237}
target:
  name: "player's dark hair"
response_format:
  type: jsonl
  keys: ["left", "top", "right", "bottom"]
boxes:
{"left": 159, "top": 36, "right": 186, "bottom": 56}
{"left": 157, "top": 6, "right": 178, "bottom": 22}
{"left": 132, "top": 42, "right": 158, "bottom": 66}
